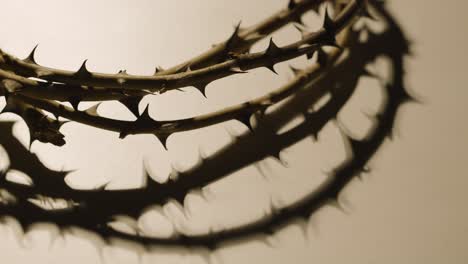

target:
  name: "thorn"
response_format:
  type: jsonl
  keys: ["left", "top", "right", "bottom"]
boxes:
{"left": 265, "top": 38, "right": 282, "bottom": 57}
{"left": 322, "top": 6, "right": 335, "bottom": 32}
{"left": 264, "top": 38, "right": 282, "bottom": 74}
{"left": 75, "top": 60, "right": 91, "bottom": 77}
{"left": 398, "top": 86, "right": 418, "bottom": 105}
{"left": 119, "top": 130, "right": 129, "bottom": 139}
{"left": 311, "top": 131, "right": 319, "bottom": 141}
{"left": 317, "top": 7, "right": 340, "bottom": 47}
{"left": 266, "top": 65, "right": 278, "bottom": 74}
{"left": 173, "top": 63, "right": 189, "bottom": 74}
{"left": 328, "top": 197, "right": 346, "bottom": 212}
{"left": 193, "top": 82, "right": 209, "bottom": 98}
{"left": 316, "top": 48, "right": 328, "bottom": 66}
{"left": 52, "top": 112, "right": 60, "bottom": 120}
{"left": 119, "top": 96, "right": 143, "bottom": 117}
{"left": 270, "top": 151, "right": 286, "bottom": 165}
{"left": 226, "top": 21, "right": 243, "bottom": 51}
{"left": 358, "top": 2, "right": 377, "bottom": 21}
{"left": 154, "top": 66, "right": 164, "bottom": 75}
{"left": 28, "top": 136, "right": 36, "bottom": 150}
{"left": 95, "top": 181, "right": 110, "bottom": 191}
{"left": 235, "top": 112, "right": 253, "bottom": 131}
{"left": 306, "top": 51, "right": 315, "bottom": 60}
{"left": 55, "top": 120, "right": 69, "bottom": 129}
{"left": 84, "top": 103, "right": 101, "bottom": 116}
{"left": 154, "top": 133, "right": 170, "bottom": 150}
{"left": 135, "top": 105, "right": 154, "bottom": 124}
{"left": 24, "top": 44, "right": 39, "bottom": 64}
{"left": 68, "top": 96, "right": 81, "bottom": 111}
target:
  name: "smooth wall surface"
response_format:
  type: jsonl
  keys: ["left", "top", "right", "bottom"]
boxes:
{"left": 0, "top": 0, "right": 467, "bottom": 263}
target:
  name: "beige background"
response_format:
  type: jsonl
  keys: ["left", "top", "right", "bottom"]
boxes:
{"left": 0, "top": 0, "right": 467, "bottom": 263}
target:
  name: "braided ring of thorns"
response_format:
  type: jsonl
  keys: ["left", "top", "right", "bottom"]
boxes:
{"left": 0, "top": 0, "right": 414, "bottom": 254}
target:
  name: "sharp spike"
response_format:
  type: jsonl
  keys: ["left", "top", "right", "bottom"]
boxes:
{"left": 52, "top": 112, "right": 60, "bottom": 120}
{"left": 322, "top": 6, "right": 335, "bottom": 32}
{"left": 154, "top": 66, "right": 164, "bottom": 75}
{"left": 136, "top": 105, "right": 153, "bottom": 124}
{"left": 311, "top": 131, "right": 319, "bottom": 141}
{"left": 173, "top": 63, "right": 189, "bottom": 74}
{"left": 119, "top": 96, "right": 143, "bottom": 117}
{"left": 119, "top": 130, "right": 129, "bottom": 139}
{"left": 193, "top": 82, "right": 209, "bottom": 98}
{"left": 317, "top": 7, "right": 340, "bottom": 47}
{"left": 24, "top": 44, "right": 39, "bottom": 64}
{"left": 358, "top": 3, "right": 377, "bottom": 21}
{"left": 55, "top": 120, "right": 69, "bottom": 129}
{"left": 225, "top": 21, "right": 243, "bottom": 51}
{"left": 270, "top": 151, "right": 285, "bottom": 165}
{"left": 316, "top": 48, "right": 328, "bottom": 66}
{"left": 328, "top": 197, "right": 345, "bottom": 212}
{"left": 154, "top": 133, "right": 170, "bottom": 150}
{"left": 75, "top": 60, "right": 91, "bottom": 77}
{"left": 68, "top": 96, "right": 81, "bottom": 111}
{"left": 235, "top": 112, "right": 253, "bottom": 131}
{"left": 29, "top": 135, "right": 36, "bottom": 150}
{"left": 266, "top": 64, "right": 278, "bottom": 74}
{"left": 264, "top": 38, "right": 282, "bottom": 74}
{"left": 306, "top": 51, "right": 315, "bottom": 60}
{"left": 265, "top": 38, "right": 282, "bottom": 57}
{"left": 95, "top": 181, "right": 110, "bottom": 191}
{"left": 84, "top": 103, "right": 101, "bottom": 116}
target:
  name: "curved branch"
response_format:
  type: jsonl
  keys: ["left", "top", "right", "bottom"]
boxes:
{"left": 0, "top": 0, "right": 363, "bottom": 95}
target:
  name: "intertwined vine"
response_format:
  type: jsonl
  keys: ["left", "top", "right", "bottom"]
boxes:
{"left": 0, "top": 0, "right": 413, "bottom": 257}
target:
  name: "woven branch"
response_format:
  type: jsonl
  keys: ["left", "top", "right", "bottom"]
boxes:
{"left": 0, "top": 0, "right": 412, "bottom": 252}
{"left": 1, "top": 0, "right": 364, "bottom": 148}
